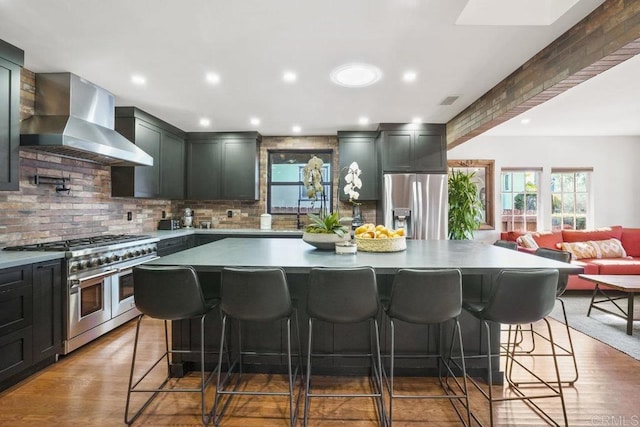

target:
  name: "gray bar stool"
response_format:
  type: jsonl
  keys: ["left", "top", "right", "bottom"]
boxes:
{"left": 493, "top": 239, "right": 518, "bottom": 250}
{"left": 213, "top": 267, "right": 302, "bottom": 427}
{"left": 304, "top": 266, "right": 386, "bottom": 426}
{"left": 462, "top": 269, "right": 568, "bottom": 427}
{"left": 384, "top": 268, "right": 470, "bottom": 426}
{"left": 125, "top": 265, "right": 220, "bottom": 425}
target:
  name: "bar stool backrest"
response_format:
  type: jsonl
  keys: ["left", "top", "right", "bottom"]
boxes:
{"left": 534, "top": 248, "right": 572, "bottom": 297}
{"left": 221, "top": 267, "right": 292, "bottom": 321}
{"left": 133, "top": 265, "right": 208, "bottom": 321}
{"left": 307, "top": 267, "right": 379, "bottom": 323}
{"left": 494, "top": 240, "right": 518, "bottom": 250}
{"left": 480, "top": 269, "right": 559, "bottom": 325}
{"left": 388, "top": 269, "right": 462, "bottom": 324}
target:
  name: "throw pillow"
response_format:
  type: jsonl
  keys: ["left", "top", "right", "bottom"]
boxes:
{"left": 516, "top": 234, "right": 539, "bottom": 249}
{"left": 560, "top": 241, "right": 597, "bottom": 260}
{"left": 561, "top": 226, "right": 623, "bottom": 243}
{"left": 589, "top": 238, "right": 627, "bottom": 259}
{"left": 531, "top": 231, "right": 563, "bottom": 249}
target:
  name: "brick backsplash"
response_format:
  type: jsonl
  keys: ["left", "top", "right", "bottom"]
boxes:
{"left": 0, "top": 69, "right": 378, "bottom": 247}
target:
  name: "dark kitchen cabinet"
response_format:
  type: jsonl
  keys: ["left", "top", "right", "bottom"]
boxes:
{"left": 377, "top": 124, "right": 447, "bottom": 173}
{"left": 0, "top": 39, "right": 24, "bottom": 191}
{"left": 0, "top": 259, "right": 63, "bottom": 391}
{"left": 157, "top": 235, "right": 194, "bottom": 256}
{"left": 187, "top": 132, "right": 261, "bottom": 200}
{"left": 338, "top": 131, "right": 378, "bottom": 201}
{"left": 112, "top": 107, "right": 186, "bottom": 199}
{"left": 32, "top": 260, "right": 62, "bottom": 362}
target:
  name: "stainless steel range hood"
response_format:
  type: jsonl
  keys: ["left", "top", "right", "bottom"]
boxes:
{"left": 20, "top": 73, "right": 153, "bottom": 167}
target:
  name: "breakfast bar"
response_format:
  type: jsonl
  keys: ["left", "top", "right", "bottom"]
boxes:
{"left": 147, "top": 238, "right": 583, "bottom": 378}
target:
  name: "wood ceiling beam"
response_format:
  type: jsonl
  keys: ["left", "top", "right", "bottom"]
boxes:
{"left": 446, "top": 0, "right": 640, "bottom": 149}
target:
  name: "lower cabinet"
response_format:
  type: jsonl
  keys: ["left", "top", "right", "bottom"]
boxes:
{"left": 0, "top": 260, "right": 63, "bottom": 390}
{"left": 156, "top": 235, "right": 194, "bottom": 256}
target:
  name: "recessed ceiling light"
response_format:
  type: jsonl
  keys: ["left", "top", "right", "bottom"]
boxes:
{"left": 206, "top": 73, "right": 220, "bottom": 84}
{"left": 250, "top": 117, "right": 261, "bottom": 126}
{"left": 521, "top": 118, "right": 531, "bottom": 125}
{"left": 359, "top": 117, "right": 369, "bottom": 125}
{"left": 283, "top": 71, "right": 297, "bottom": 83}
{"left": 412, "top": 117, "right": 422, "bottom": 124}
{"left": 330, "top": 63, "right": 382, "bottom": 88}
{"left": 292, "top": 125, "right": 301, "bottom": 133}
{"left": 403, "top": 71, "right": 417, "bottom": 82}
{"left": 131, "top": 74, "right": 146, "bottom": 85}
{"left": 199, "top": 118, "right": 211, "bottom": 127}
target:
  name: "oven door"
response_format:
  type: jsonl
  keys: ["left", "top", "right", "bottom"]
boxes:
{"left": 111, "top": 267, "right": 137, "bottom": 318}
{"left": 68, "top": 272, "right": 113, "bottom": 340}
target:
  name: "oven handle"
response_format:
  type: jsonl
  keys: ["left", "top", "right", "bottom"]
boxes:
{"left": 70, "top": 270, "right": 115, "bottom": 289}
{"left": 118, "top": 256, "right": 161, "bottom": 272}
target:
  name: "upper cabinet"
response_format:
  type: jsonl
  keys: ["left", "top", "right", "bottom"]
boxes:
{"left": 111, "top": 107, "right": 186, "bottom": 199}
{"left": 0, "top": 39, "right": 23, "bottom": 191}
{"left": 377, "top": 123, "right": 447, "bottom": 173}
{"left": 338, "top": 131, "right": 378, "bottom": 201}
{"left": 187, "top": 132, "right": 261, "bottom": 200}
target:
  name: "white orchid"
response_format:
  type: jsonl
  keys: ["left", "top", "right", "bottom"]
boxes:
{"left": 343, "top": 161, "right": 362, "bottom": 203}
{"left": 303, "top": 155, "right": 325, "bottom": 200}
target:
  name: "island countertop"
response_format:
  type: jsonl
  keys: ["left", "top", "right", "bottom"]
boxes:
{"left": 147, "top": 237, "right": 583, "bottom": 274}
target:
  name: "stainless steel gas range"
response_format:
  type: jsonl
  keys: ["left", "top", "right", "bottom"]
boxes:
{"left": 4, "top": 234, "right": 159, "bottom": 354}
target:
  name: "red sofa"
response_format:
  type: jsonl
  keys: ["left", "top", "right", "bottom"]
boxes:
{"left": 500, "top": 226, "right": 640, "bottom": 290}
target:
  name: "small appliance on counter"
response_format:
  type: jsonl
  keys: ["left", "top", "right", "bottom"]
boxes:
{"left": 182, "top": 208, "right": 193, "bottom": 228}
{"left": 158, "top": 219, "right": 181, "bottom": 230}
{"left": 260, "top": 213, "right": 272, "bottom": 230}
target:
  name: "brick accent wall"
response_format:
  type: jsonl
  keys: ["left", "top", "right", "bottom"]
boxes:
{"left": 446, "top": 0, "right": 640, "bottom": 148}
{"left": 0, "top": 70, "right": 377, "bottom": 247}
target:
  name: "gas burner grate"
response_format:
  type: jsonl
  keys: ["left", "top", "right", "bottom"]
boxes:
{"left": 3, "top": 234, "right": 152, "bottom": 251}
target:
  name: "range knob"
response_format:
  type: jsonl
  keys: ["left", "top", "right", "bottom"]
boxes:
{"left": 110, "top": 254, "right": 120, "bottom": 262}
{"left": 70, "top": 262, "right": 79, "bottom": 273}
{"left": 98, "top": 256, "right": 107, "bottom": 265}
{"left": 78, "top": 260, "right": 87, "bottom": 270}
{"left": 134, "top": 250, "right": 141, "bottom": 257}
{"left": 87, "top": 258, "right": 98, "bottom": 268}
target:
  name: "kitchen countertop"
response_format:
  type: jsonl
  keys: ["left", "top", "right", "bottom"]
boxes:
{"left": 0, "top": 251, "right": 66, "bottom": 270}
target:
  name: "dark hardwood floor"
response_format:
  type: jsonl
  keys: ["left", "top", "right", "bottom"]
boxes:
{"left": 0, "top": 315, "right": 638, "bottom": 426}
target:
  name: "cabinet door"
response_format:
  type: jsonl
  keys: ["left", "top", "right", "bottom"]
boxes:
{"left": 160, "top": 131, "right": 185, "bottom": 199}
{"left": 413, "top": 131, "right": 446, "bottom": 173}
{"left": 381, "top": 131, "right": 413, "bottom": 172}
{"left": 0, "top": 58, "right": 20, "bottom": 191}
{"left": 32, "top": 261, "right": 62, "bottom": 362}
{"left": 221, "top": 139, "right": 258, "bottom": 200}
{"left": 338, "top": 134, "right": 378, "bottom": 200}
{"left": 187, "top": 140, "right": 220, "bottom": 199}
{"left": 133, "top": 121, "right": 161, "bottom": 198}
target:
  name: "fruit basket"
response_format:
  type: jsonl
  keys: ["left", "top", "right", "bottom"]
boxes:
{"left": 354, "top": 223, "right": 407, "bottom": 252}
{"left": 355, "top": 235, "right": 406, "bottom": 252}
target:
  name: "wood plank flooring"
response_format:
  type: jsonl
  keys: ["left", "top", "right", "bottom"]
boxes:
{"left": 0, "top": 315, "right": 639, "bottom": 426}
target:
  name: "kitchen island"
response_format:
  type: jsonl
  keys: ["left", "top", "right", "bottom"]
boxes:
{"left": 147, "top": 238, "right": 582, "bottom": 378}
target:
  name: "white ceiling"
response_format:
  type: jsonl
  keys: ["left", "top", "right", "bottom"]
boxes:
{"left": 2, "top": 0, "right": 628, "bottom": 138}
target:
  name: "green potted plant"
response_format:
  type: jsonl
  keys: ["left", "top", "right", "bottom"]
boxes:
{"left": 448, "top": 169, "right": 483, "bottom": 240}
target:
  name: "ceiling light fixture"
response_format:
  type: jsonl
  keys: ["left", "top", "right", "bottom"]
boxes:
{"left": 521, "top": 118, "right": 531, "bottom": 125}
{"left": 330, "top": 63, "right": 382, "bottom": 88}
{"left": 250, "top": 117, "right": 260, "bottom": 126}
{"left": 199, "top": 118, "right": 211, "bottom": 127}
{"left": 359, "top": 117, "right": 369, "bottom": 125}
{"left": 131, "top": 74, "right": 146, "bottom": 85}
{"left": 292, "top": 125, "right": 301, "bottom": 133}
{"left": 403, "top": 71, "right": 417, "bottom": 82}
{"left": 206, "top": 73, "right": 220, "bottom": 84}
{"left": 412, "top": 117, "right": 423, "bottom": 124}
{"left": 283, "top": 71, "right": 297, "bottom": 83}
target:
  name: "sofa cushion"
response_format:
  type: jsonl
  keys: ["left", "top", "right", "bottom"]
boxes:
{"left": 589, "top": 238, "right": 627, "bottom": 258}
{"left": 531, "top": 231, "right": 563, "bottom": 249}
{"left": 501, "top": 231, "right": 526, "bottom": 242}
{"left": 561, "top": 241, "right": 597, "bottom": 259}
{"left": 621, "top": 228, "right": 640, "bottom": 257}
{"left": 516, "top": 234, "right": 539, "bottom": 249}
{"left": 562, "top": 226, "right": 622, "bottom": 243}
{"left": 589, "top": 258, "right": 640, "bottom": 275}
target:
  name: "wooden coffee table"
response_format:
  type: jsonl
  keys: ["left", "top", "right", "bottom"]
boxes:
{"left": 580, "top": 274, "right": 640, "bottom": 335}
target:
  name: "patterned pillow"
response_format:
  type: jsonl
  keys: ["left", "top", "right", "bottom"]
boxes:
{"left": 561, "top": 238, "right": 627, "bottom": 260}
{"left": 590, "top": 238, "right": 627, "bottom": 258}
{"left": 516, "top": 234, "right": 539, "bottom": 249}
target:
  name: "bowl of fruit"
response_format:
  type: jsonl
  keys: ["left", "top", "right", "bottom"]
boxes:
{"left": 354, "top": 223, "right": 407, "bottom": 252}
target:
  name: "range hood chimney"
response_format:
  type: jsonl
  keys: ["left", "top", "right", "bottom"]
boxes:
{"left": 20, "top": 73, "right": 153, "bottom": 167}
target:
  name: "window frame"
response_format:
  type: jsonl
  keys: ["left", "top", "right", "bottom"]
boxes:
{"left": 447, "top": 159, "right": 495, "bottom": 230}
{"left": 499, "top": 168, "right": 542, "bottom": 232}
{"left": 267, "top": 149, "right": 334, "bottom": 215}
{"left": 550, "top": 168, "right": 592, "bottom": 231}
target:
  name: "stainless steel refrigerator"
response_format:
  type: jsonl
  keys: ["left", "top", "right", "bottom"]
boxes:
{"left": 380, "top": 173, "right": 448, "bottom": 240}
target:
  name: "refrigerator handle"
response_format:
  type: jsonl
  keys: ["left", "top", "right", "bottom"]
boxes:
{"left": 412, "top": 179, "right": 422, "bottom": 240}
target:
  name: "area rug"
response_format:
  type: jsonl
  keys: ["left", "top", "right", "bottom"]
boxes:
{"left": 549, "top": 291, "right": 640, "bottom": 360}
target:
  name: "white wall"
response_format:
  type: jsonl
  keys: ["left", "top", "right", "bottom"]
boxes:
{"left": 448, "top": 135, "right": 640, "bottom": 242}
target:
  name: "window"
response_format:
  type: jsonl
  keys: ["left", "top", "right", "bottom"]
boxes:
{"left": 551, "top": 169, "right": 591, "bottom": 230}
{"left": 500, "top": 169, "right": 540, "bottom": 232}
{"left": 447, "top": 160, "right": 495, "bottom": 230}
{"left": 268, "top": 150, "right": 333, "bottom": 215}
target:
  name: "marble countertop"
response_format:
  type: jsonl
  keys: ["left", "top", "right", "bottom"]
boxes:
{"left": 0, "top": 251, "right": 66, "bottom": 270}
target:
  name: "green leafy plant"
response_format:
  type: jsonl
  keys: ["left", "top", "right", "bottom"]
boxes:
{"left": 448, "top": 169, "right": 483, "bottom": 240}
{"left": 305, "top": 212, "right": 349, "bottom": 237}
